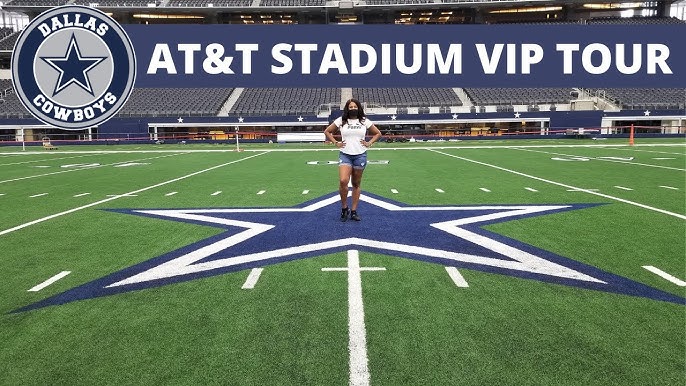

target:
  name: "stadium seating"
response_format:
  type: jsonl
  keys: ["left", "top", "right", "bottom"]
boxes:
{"left": 0, "top": 79, "right": 31, "bottom": 118}
{"left": 259, "top": 0, "right": 325, "bottom": 6}
{"left": 118, "top": 88, "right": 234, "bottom": 117}
{"left": 229, "top": 88, "right": 339, "bottom": 116}
{"left": 165, "top": 0, "right": 250, "bottom": 6}
{"left": 0, "top": 27, "right": 14, "bottom": 39}
{"left": 351, "top": 88, "right": 462, "bottom": 108}
{"left": 366, "top": 0, "right": 434, "bottom": 4}
{"left": 463, "top": 87, "right": 574, "bottom": 106}
{"left": 0, "top": 32, "right": 20, "bottom": 51}
{"left": 586, "top": 88, "right": 686, "bottom": 110}
{"left": 85, "top": 0, "right": 158, "bottom": 6}
{"left": 586, "top": 16, "right": 685, "bottom": 24}
{"left": 3, "top": 0, "right": 68, "bottom": 5}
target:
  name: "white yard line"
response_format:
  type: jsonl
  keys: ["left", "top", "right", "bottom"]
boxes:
{"left": 29, "top": 193, "right": 48, "bottom": 198}
{"left": 435, "top": 188, "right": 445, "bottom": 193}
{"left": 302, "top": 190, "right": 310, "bottom": 195}
{"left": 604, "top": 147, "right": 685, "bottom": 156}
{"left": 28, "top": 271, "right": 71, "bottom": 292}
{"left": 257, "top": 190, "right": 266, "bottom": 195}
{"left": 391, "top": 189, "right": 399, "bottom": 194}
{"left": 73, "top": 192, "right": 91, "bottom": 197}
{"left": 429, "top": 149, "right": 686, "bottom": 220}
{"left": 322, "top": 250, "right": 385, "bottom": 386}
{"left": 241, "top": 268, "right": 264, "bottom": 289}
{"left": 659, "top": 186, "right": 680, "bottom": 190}
{"left": 0, "top": 152, "right": 269, "bottom": 237}
{"left": 0, "top": 153, "right": 101, "bottom": 167}
{"left": 479, "top": 188, "right": 491, "bottom": 192}
{"left": 613, "top": 186, "right": 633, "bottom": 191}
{"left": 165, "top": 191, "right": 178, "bottom": 196}
{"left": 445, "top": 267, "right": 469, "bottom": 287}
{"left": 0, "top": 153, "right": 187, "bottom": 185}
{"left": 211, "top": 191, "right": 222, "bottom": 196}
{"left": 642, "top": 266, "right": 686, "bottom": 287}
{"left": 525, "top": 187, "right": 538, "bottom": 192}
{"left": 510, "top": 147, "right": 685, "bottom": 171}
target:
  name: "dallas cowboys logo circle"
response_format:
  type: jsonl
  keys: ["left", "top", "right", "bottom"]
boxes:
{"left": 11, "top": 5, "right": 136, "bottom": 130}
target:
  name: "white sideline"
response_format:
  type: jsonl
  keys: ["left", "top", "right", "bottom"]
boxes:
{"left": 0, "top": 152, "right": 269, "bottom": 237}
{"left": 429, "top": 149, "right": 686, "bottom": 221}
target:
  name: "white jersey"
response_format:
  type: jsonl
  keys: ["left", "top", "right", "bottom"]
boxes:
{"left": 333, "top": 116, "right": 374, "bottom": 155}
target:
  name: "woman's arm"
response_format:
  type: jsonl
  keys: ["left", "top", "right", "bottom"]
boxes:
{"left": 362, "top": 124, "right": 382, "bottom": 148}
{"left": 324, "top": 122, "right": 344, "bottom": 148}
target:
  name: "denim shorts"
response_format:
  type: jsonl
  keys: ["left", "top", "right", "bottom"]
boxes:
{"left": 339, "top": 152, "right": 367, "bottom": 170}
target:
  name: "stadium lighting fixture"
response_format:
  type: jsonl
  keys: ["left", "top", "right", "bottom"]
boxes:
{"left": 583, "top": 2, "right": 642, "bottom": 9}
{"left": 132, "top": 14, "right": 204, "bottom": 19}
{"left": 489, "top": 6, "right": 562, "bottom": 13}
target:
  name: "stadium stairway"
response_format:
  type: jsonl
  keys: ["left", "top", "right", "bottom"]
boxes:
{"left": 454, "top": 87, "right": 473, "bottom": 107}
{"left": 220, "top": 88, "right": 243, "bottom": 115}
{"left": 341, "top": 87, "right": 352, "bottom": 108}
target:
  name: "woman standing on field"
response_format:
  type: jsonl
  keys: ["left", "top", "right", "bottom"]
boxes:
{"left": 324, "top": 98, "right": 382, "bottom": 222}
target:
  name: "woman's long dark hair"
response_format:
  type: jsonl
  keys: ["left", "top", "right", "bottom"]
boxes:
{"left": 341, "top": 98, "right": 366, "bottom": 126}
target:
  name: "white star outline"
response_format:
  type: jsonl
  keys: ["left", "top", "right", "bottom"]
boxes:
{"left": 41, "top": 34, "right": 106, "bottom": 96}
{"left": 108, "top": 194, "right": 604, "bottom": 288}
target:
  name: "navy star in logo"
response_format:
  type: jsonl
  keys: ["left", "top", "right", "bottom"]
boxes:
{"left": 41, "top": 33, "right": 106, "bottom": 97}
{"left": 13, "top": 193, "right": 684, "bottom": 312}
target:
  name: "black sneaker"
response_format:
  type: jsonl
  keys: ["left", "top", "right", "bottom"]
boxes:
{"left": 340, "top": 207, "right": 350, "bottom": 222}
{"left": 350, "top": 210, "right": 361, "bottom": 221}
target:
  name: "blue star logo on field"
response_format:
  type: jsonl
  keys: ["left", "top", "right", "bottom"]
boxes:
{"left": 14, "top": 193, "right": 684, "bottom": 312}
{"left": 11, "top": 5, "right": 136, "bottom": 130}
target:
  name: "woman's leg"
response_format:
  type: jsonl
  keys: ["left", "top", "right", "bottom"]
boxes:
{"left": 339, "top": 165, "right": 352, "bottom": 208}
{"left": 351, "top": 168, "right": 364, "bottom": 211}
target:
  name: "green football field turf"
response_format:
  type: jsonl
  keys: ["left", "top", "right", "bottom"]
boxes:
{"left": 0, "top": 138, "right": 684, "bottom": 385}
